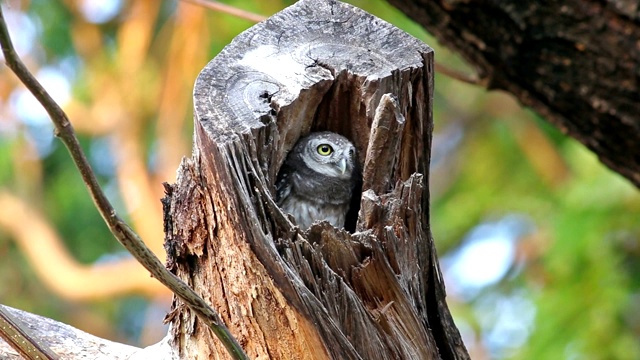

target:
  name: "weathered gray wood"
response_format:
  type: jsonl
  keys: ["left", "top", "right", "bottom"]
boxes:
{"left": 163, "top": 0, "right": 468, "bottom": 358}
{"left": 389, "top": 0, "right": 640, "bottom": 187}
{"left": 0, "top": 305, "right": 142, "bottom": 360}
{"left": 362, "top": 94, "right": 405, "bottom": 195}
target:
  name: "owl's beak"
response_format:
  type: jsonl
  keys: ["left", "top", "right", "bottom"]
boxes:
{"left": 337, "top": 158, "right": 348, "bottom": 175}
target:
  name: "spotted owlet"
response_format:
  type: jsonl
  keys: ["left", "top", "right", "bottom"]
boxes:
{"left": 276, "top": 131, "right": 357, "bottom": 230}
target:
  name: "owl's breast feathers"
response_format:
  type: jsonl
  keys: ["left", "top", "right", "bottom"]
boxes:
{"left": 277, "top": 159, "right": 353, "bottom": 205}
{"left": 275, "top": 156, "right": 354, "bottom": 229}
{"left": 277, "top": 191, "right": 348, "bottom": 230}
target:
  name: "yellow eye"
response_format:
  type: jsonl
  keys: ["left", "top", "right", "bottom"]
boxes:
{"left": 317, "top": 144, "right": 333, "bottom": 156}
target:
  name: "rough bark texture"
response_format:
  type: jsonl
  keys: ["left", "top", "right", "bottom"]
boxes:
{"left": 163, "top": 0, "right": 468, "bottom": 359}
{"left": 388, "top": 0, "right": 640, "bottom": 186}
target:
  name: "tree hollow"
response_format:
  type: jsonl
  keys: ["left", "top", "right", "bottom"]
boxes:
{"left": 163, "top": 1, "right": 468, "bottom": 358}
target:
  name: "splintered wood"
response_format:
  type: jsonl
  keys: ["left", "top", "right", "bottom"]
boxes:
{"left": 163, "top": 0, "right": 469, "bottom": 359}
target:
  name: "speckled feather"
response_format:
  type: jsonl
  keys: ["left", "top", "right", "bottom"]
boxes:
{"left": 276, "top": 132, "right": 357, "bottom": 230}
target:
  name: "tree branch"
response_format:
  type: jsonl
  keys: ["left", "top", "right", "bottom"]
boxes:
{"left": 180, "top": 0, "right": 266, "bottom": 22}
{"left": 0, "top": 305, "right": 143, "bottom": 359}
{"left": 434, "top": 62, "right": 483, "bottom": 86}
{"left": 388, "top": 0, "right": 640, "bottom": 187}
{"left": 0, "top": 306, "right": 59, "bottom": 360}
{"left": 0, "top": 6, "right": 246, "bottom": 360}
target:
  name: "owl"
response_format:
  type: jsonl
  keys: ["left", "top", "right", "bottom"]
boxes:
{"left": 276, "top": 132, "right": 357, "bottom": 230}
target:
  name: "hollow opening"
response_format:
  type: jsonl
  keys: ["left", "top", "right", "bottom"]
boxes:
{"left": 309, "top": 71, "right": 369, "bottom": 233}
{"left": 271, "top": 69, "right": 380, "bottom": 233}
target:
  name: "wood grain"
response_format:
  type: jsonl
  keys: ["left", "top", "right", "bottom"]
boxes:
{"left": 164, "top": 0, "right": 468, "bottom": 358}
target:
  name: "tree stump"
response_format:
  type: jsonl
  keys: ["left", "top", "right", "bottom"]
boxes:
{"left": 162, "top": 0, "right": 469, "bottom": 358}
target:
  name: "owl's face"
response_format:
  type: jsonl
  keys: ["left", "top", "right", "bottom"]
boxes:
{"left": 276, "top": 131, "right": 357, "bottom": 229}
{"left": 298, "top": 132, "right": 356, "bottom": 180}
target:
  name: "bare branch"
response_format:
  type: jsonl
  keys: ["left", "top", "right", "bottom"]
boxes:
{"left": 181, "top": 0, "right": 266, "bottom": 22}
{"left": 0, "top": 6, "right": 247, "bottom": 360}
{"left": 434, "top": 62, "right": 484, "bottom": 85}
{"left": 0, "top": 306, "right": 59, "bottom": 360}
{"left": 0, "top": 305, "right": 141, "bottom": 359}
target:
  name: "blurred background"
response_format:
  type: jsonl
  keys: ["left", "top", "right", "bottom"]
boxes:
{"left": 0, "top": 0, "right": 638, "bottom": 359}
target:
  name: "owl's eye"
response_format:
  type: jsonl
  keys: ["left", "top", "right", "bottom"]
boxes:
{"left": 317, "top": 144, "right": 333, "bottom": 156}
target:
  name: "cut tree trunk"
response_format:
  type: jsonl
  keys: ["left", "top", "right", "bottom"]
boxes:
{"left": 162, "top": 0, "right": 468, "bottom": 359}
{"left": 388, "top": 0, "right": 640, "bottom": 187}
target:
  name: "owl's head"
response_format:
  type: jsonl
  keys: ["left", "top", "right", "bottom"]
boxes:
{"left": 297, "top": 132, "right": 356, "bottom": 180}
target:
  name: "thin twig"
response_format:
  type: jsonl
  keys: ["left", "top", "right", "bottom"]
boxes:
{"left": 434, "top": 62, "right": 484, "bottom": 85}
{"left": 181, "top": 0, "right": 266, "bottom": 22}
{"left": 0, "top": 6, "right": 247, "bottom": 360}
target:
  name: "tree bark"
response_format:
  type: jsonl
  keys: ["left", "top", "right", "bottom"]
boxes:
{"left": 162, "top": 0, "right": 468, "bottom": 359}
{"left": 388, "top": 0, "right": 640, "bottom": 186}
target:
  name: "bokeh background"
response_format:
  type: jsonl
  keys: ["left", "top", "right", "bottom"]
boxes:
{"left": 1, "top": 1, "right": 639, "bottom": 359}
